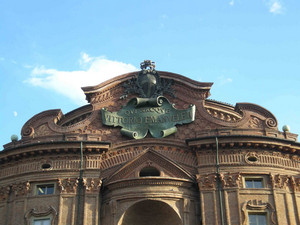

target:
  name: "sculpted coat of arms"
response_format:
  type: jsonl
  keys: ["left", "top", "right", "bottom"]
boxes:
{"left": 101, "top": 60, "right": 196, "bottom": 139}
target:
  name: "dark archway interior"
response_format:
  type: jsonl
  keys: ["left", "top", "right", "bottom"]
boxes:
{"left": 139, "top": 166, "right": 160, "bottom": 177}
{"left": 120, "top": 200, "right": 182, "bottom": 225}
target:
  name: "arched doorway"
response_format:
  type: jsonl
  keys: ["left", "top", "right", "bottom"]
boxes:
{"left": 119, "top": 200, "right": 182, "bottom": 225}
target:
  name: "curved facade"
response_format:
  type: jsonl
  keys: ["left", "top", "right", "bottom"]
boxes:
{"left": 1, "top": 63, "right": 300, "bottom": 225}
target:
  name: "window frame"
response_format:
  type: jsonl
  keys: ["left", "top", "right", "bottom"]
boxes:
{"left": 32, "top": 217, "right": 51, "bottom": 225}
{"left": 35, "top": 183, "right": 55, "bottom": 196}
{"left": 243, "top": 176, "right": 265, "bottom": 189}
{"left": 248, "top": 211, "right": 268, "bottom": 225}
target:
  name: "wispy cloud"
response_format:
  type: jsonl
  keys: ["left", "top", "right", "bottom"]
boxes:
{"left": 267, "top": 0, "right": 284, "bottom": 14}
{"left": 216, "top": 75, "right": 233, "bottom": 86}
{"left": 25, "top": 54, "right": 138, "bottom": 105}
{"left": 13, "top": 111, "right": 18, "bottom": 117}
{"left": 229, "top": 0, "right": 234, "bottom": 6}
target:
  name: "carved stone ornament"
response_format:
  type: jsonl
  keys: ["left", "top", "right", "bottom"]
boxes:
{"left": 241, "top": 200, "right": 276, "bottom": 225}
{"left": 11, "top": 181, "right": 30, "bottom": 197}
{"left": 197, "top": 173, "right": 242, "bottom": 190}
{"left": 24, "top": 206, "right": 57, "bottom": 225}
{"left": 102, "top": 96, "right": 195, "bottom": 139}
{"left": 57, "top": 178, "right": 78, "bottom": 193}
{"left": 219, "top": 172, "right": 242, "bottom": 188}
{"left": 101, "top": 60, "right": 196, "bottom": 139}
{"left": 82, "top": 178, "right": 102, "bottom": 193}
{"left": 196, "top": 174, "right": 217, "bottom": 190}
{"left": 121, "top": 60, "right": 175, "bottom": 99}
{"left": 269, "top": 174, "right": 300, "bottom": 191}
{"left": 0, "top": 185, "right": 10, "bottom": 201}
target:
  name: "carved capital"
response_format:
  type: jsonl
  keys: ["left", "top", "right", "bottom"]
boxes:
{"left": 269, "top": 174, "right": 298, "bottom": 190}
{"left": 221, "top": 173, "right": 242, "bottom": 188}
{"left": 0, "top": 185, "right": 10, "bottom": 201}
{"left": 82, "top": 178, "right": 102, "bottom": 193}
{"left": 289, "top": 176, "right": 300, "bottom": 192}
{"left": 196, "top": 174, "right": 217, "bottom": 190}
{"left": 11, "top": 181, "right": 30, "bottom": 197}
{"left": 57, "top": 178, "right": 78, "bottom": 193}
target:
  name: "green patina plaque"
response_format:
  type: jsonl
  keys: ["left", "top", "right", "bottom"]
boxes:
{"left": 101, "top": 96, "right": 196, "bottom": 139}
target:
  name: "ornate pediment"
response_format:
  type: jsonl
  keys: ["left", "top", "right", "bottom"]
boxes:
{"left": 105, "top": 149, "right": 194, "bottom": 184}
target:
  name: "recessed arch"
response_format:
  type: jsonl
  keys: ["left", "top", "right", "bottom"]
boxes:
{"left": 139, "top": 166, "right": 160, "bottom": 177}
{"left": 118, "top": 200, "right": 182, "bottom": 225}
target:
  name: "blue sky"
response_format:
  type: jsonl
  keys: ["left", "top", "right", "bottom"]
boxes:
{"left": 1, "top": 0, "right": 300, "bottom": 148}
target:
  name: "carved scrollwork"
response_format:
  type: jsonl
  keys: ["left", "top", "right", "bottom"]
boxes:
{"left": 22, "top": 126, "right": 34, "bottom": 137}
{"left": 24, "top": 206, "right": 57, "bottom": 225}
{"left": 241, "top": 200, "right": 276, "bottom": 225}
{"left": 265, "top": 118, "right": 277, "bottom": 128}
{"left": 248, "top": 116, "right": 263, "bottom": 128}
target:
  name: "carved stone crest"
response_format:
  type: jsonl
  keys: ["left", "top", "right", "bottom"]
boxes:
{"left": 121, "top": 60, "right": 175, "bottom": 99}
{"left": 102, "top": 60, "right": 196, "bottom": 139}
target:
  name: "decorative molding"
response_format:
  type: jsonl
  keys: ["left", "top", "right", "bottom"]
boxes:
{"left": 24, "top": 206, "right": 57, "bottom": 225}
{"left": 241, "top": 200, "right": 276, "bottom": 225}
{"left": 245, "top": 152, "right": 259, "bottom": 164}
{"left": 106, "top": 177, "right": 193, "bottom": 191}
{"left": 195, "top": 149, "right": 300, "bottom": 171}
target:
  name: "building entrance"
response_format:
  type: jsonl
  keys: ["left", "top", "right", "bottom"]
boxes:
{"left": 119, "top": 200, "right": 182, "bottom": 225}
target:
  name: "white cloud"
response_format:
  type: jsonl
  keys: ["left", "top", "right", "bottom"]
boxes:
{"left": 79, "top": 52, "right": 94, "bottom": 66}
{"left": 216, "top": 75, "right": 233, "bottom": 86}
{"left": 25, "top": 54, "right": 138, "bottom": 105}
{"left": 268, "top": 0, "right": 284, "bottom": 14}
{"left": 229, "top": 0, "right": 234, "bottom": 6}
{"left": 13, "top": 111, "right": 18, "bottom": 117}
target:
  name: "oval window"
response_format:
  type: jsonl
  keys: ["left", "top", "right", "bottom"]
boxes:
{"left": 41, "top": 163, "right": 52, "bottom": 169}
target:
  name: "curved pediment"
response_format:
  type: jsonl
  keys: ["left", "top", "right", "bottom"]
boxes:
{"left": 3, "top": 61, "right": 298, "bottom": 150}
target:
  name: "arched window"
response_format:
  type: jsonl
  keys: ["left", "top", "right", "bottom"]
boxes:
{"left": 139, "top": 166, "right": 160, "bottom": 177}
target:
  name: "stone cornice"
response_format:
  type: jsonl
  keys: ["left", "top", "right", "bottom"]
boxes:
{"left": 104, "top": 177, "right": 194, "bottom": 191}
{"left": 186, "top": 135, "right": 300, "bottom": 155}
{"left": 0, "top": 141, "right": 110, "bottom": 164}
